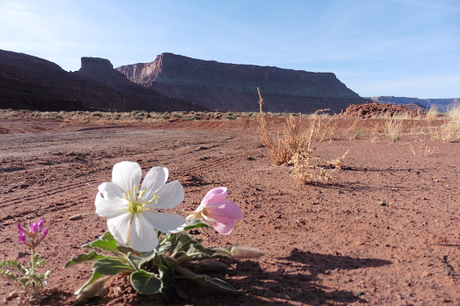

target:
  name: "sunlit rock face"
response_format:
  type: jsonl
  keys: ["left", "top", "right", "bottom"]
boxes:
{"left": 117, "top": 53, "right": 366, "bottom": 114}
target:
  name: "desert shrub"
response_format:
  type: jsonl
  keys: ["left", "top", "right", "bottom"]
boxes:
{"left": 425, "top": 106, "right": 439, "bottom": 121}
{"left": 256, "top": 88, "right": 347, "bottom": 184}
{"left": 183, "top": 114, "right": 201, "bottom": 120}
{"left": 211, "top": 112, "right": 222, "bottom": 119}
{"left": 384, "top": 119, "right": 403, "bottom": 142}
{"left": 431, "top": 119, "right": 460, "bottom": 143}
{"left": 90, "top": 111, "right": 102, "bottom": 118}
{"left": 448, "top": 105, "right": 460, "bottom": 121}
{"left": 343, "top": 118, "right": 361, "bottom": 139}
{"left": 291, "top": 150, "right": 349, "bottom": 184}
{"left": 223, "top": 112, "right": 237, "bottom": 120}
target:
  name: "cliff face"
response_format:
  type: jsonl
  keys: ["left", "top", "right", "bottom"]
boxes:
{"left": 117, "top": 53, "right": 366, "bottom": 114}
{"left": 0, "top": 50, "right": 207, "bottom": 112}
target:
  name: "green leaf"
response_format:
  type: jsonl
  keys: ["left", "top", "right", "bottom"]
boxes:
{"left": 64, "top": 250, "right": 109, "bottom": 268}
{"left": 93, "top": 259, "right": 135, "bottom": 275}
{"left": 82, "top": 239, "right": 119, "bottom": 254}
{"left": 184, "top": 218, "right": 211, "bottom": 231}
{"left": 74, "top": 272, "right": 112, "bottom": 305}
{"left": 175, "top": 286, "right": 189, "bottom": 300}
{"left": 187, "top": 274, "right": 236, "bottom": 292}
{"left": 138, "top": 251, "right": 157, "bottom": 269}
{"left": 0, "top": 260, "right": 26, "bottom": 275}
{"left": 157, "top": 255, "right": 175, "bottom": 300}
{"left": 130, "top": 270, "right": 162, "bottom": 294}
{"left": 174, "top": 266, "right": 236, "bottom": 292}
{"left": 74, "top": 271, "right": 104, "bottom": 295}
{"left": 100, "top": 231, "right": 115, "bottom": 241}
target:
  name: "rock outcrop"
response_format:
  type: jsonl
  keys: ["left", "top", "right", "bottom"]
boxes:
{"left": 340, "top": 101, "right": 418, "bottom": 118}
{"left": 368, "top": 96, "right": 460, "bottom": 112}
{"left": 117, "top": 53, "right": 366, "bottom": 114}
{"left": 0, "top": 49, "right": 207, "bottom": 112}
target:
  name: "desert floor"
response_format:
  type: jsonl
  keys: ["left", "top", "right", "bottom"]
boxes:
{"left": 1, "top": 116, "right": 460, "bottom": 305}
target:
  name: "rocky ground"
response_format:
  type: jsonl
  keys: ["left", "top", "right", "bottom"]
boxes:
{"left": 1, "top": 113, "right": 460, "bottom": 305}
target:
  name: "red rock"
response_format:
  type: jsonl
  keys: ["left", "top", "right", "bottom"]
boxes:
{"left": 117, "top": 53, "right": 366, "bottom": 114}
{"left": 0, "top": 49, "right": 207, "bottom": 112}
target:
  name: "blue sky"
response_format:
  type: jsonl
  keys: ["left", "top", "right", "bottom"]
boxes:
{"left": 1, "top": 0, "right": 459, "bottom": 98}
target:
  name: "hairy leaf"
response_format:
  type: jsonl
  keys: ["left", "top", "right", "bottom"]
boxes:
{"left": 64, "top": 250, "right": 108, "bottom": 268}
{"left": 130, "top": 270, "right": 162, "bottom": 294}
{"left": 93, "top": 258, "right": 135, "bottom": 275}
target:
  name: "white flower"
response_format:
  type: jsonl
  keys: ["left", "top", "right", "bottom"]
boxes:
{"left": 95, "top": 161, "right": 186, "bottom": 252}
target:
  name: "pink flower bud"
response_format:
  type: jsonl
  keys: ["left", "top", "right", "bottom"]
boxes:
{"left": 18, "top": 230, "right": 26, "bottom": 244}
{"left": 187, "top": 187, "right": 243, "bottom": 235}
{"left": 29, "top": 221, "right": 39, "bottom": 234}
{"left": 17, "top": 223, "right": 28, "bottom": 235}
{"left": 37, "top": 219, "right": 44, "bottom": 232}
{"left": 42, "top": 228, "right": 49, "bottom": 240}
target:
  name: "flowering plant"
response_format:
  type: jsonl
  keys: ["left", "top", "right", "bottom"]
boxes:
{"left": 0, "top": 219, "right": 50, "bottom": 302}
{"left": 65, "top": 162, "right": 263, "bottom": 303}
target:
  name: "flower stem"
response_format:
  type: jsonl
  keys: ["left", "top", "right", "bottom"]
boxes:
{"left": 31, "top": 247, "right": 36, "bottom": 275}
{"left": 30, "top": 247, "right": 40, "bottom": 297}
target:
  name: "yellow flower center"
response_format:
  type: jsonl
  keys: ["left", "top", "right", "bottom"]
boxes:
{"left": 124, "top": 184, "right": 161, "bottom": 214}
{"left": 122, "top": 184, "right": 161, "bottom": 245}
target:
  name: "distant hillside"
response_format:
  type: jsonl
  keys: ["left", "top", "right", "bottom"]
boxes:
{"left": 0, "top": 49, "right": 207, "bottom": 112}
{"left": 368, "top": 96, "right": 460, "bottom": 112}
{"left": 117, "top": 53, "right": 366, "bottom": 114}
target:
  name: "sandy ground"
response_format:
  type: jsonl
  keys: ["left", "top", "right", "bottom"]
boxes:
{"left": 1, "top": 117, "right": 460, "bottom": 305}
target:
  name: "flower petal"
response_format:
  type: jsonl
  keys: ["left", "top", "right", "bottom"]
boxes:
{"left": 107, "top": 213, "right": 159, "bottom": 252}
{"left": 212, "top": 218, "right": 236, "bottom": 235}
{"left": 142, "top": 211, "right": 186, "bottom": 233}
{"left": 98, "top": 182, "right": 125, "bottom": 201}
{"left": 128, "top": 214, "right": 160, "bottom": 252}
{"left": 207, "top": 200, "right": 243, "bottom": 220}
{"left": 95, "top": 191, "right": 128, "bottom": 218}
{"left": 146, "top": 180, "right": 184, "bottom": 209}
{"left": 201, "top": 187, "right": 228, "bottom": 207}
{"left": 140, "top": 167, "right": 168, "bottom": 202}
{"left": 112, "top": 161, "right": 141, "bottom": 190}
{"left": 106, "top": 212, "right": 133, "bottom": 246}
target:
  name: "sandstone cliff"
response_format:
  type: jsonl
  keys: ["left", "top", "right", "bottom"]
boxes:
{"left": 117, "top": 53, "right": 366, "bottom": 114}
{"left": 0, "top": 50, "right": 207, "bottom": 112}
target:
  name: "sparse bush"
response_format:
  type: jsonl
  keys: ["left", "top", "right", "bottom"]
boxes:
{"left": 183, "top": 115, "right": 201, "bottom": 120}
{"left": 291, "top": 150, "right": 349, "bottom": 184}
{"left": 256, "top": 88, "right": 347, "bottom": 184}
{"left": 425, "top": 106, "right": 439, "bottom": 121}
{"left": 431, "top": 120, "right": 460, "bottom": 143}
{"left": 223, "top": 112, "right": 237, "bottom": 120}
{"left": 384, "top": 119, "right": 403, "bottom": 142}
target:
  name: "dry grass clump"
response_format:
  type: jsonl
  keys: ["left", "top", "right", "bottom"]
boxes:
{"left": 256, "top": 88, "right": 347, "bottom": 184}
{"left": 290, "top": 150, "right": 349, "bottom": 184}
{"left": 425, "top": 106, "right": 439, "bottom": 121}
{"left": 343, "top": 118, "right": 362, "bottom": 139}
{"left": 430, "top": 106, "right": 460, "bottom": 143}
{"left": 409, "top": 144, "right": 438, "bottom": 157}
{"left": 384, "top": 119, "right": 403, "bottom": 142}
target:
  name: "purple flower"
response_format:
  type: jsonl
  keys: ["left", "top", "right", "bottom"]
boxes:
{"left": 17, "top": 219, "right": 48, "bottom": 248}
